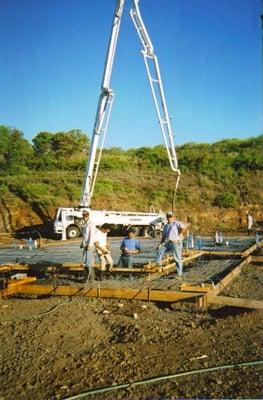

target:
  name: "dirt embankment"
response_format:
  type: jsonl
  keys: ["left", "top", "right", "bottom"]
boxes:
{"left": 0, "top": 195, "right": 262, "bottom": 236}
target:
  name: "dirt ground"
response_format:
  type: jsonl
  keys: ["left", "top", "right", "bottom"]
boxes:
{"left": 1, "top": 237, "right": 263, "bottom": 400}
{"left": 1, "top": 259, "right": 263, "bottom": 400}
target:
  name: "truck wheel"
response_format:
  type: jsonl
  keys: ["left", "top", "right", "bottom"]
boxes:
{"left": 140, "top": 227, "right": 150, "bottom": 237}
{"left": 153, "top": 229, "right": 161, "bottom": 239}
{"left": 129, "top": 226, "right": 141, "bottom": 236}
{"left": 141, "top": 226, "right": 155, "bottom": 238}
{"left": 66, "top": 226, "right": 80, "bottom": 239}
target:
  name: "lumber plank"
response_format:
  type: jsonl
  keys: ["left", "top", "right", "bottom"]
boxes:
{"left": 183, "top": 251, "right": 204, "bottom": 263}
{"left": 201, "top": 250, "right": 242, "bottom": 256}
{"left": 0, "top": 277, "right": 37, "bottom": 298}
{"left": 47, "top": 266, "right": 84, "bottom": 272}
{"left": 148, "top": 250, "right": 204, "bottom": 278}
{"left": 251, "top": 256, "right": 263, "bottom": 264}
{"left": 110, "top": 267, "right": 146, "bottom": 273}
{"left": 180, "top": 283, "right": 213, "bottom": 293}
{"left": 241, "top": 243, "right": 259, "bottom": 258}
{"left": 17, "top": 284, "right": 203, "bottom": 303}
{"left": 0, "top": 264, "right": 30, "bottom": 272}
{"left": 207, "top": 295, "right": 263, "bottom": 310}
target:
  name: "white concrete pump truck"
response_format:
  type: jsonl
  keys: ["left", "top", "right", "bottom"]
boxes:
{"left": 53, "top": 0, "right": 180, "bottom": 240}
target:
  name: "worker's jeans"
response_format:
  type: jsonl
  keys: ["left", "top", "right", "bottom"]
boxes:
{"left": 118, "top": 254, "right": 133, "bottom": 268}
{"left": 83, "top": 249, "right": 95, "bottom": 281}
{"left": 156, "top": 240, "right": 183, "bottom": 276}
{"left": 118, "top": 254, "right": 134, "bottom": 279}
{"left": 97, "top": 252, "right": 113, "bottom": 271}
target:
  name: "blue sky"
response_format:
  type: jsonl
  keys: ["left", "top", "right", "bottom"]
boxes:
{"left": 0, "top": 0, "right": 262, "bottom": 149}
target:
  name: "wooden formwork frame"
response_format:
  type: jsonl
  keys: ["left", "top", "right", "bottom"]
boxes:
{"left": 0, "top": 250, "right": 204, "bottom": 305}
{"left": 196, "top": 240, "right": 263, "bottom": 310}
{"left": 0, "top": 240, "right": 262, "bottom": 310}
{"left": 0, "top": 250, "right": 203, "bottom": 276}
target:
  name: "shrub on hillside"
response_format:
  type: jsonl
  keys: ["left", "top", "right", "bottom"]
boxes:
{"left": 23, "top": 183, "right": 50, "bottom": 200}
{"left": 213, "top": 192, "right": 236, "bottom": 208}
{"left": 100, "top": 155, "right": 129, "bottom": 170}
{"left": 150, "top": 190, "right": 168, "bottom": 203}
{"left": 0, "top": 126, "right": 34, "bottom": 173}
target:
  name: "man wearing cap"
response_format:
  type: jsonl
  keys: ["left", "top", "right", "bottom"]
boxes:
{"left": 156, "top": 212, "right": 187, "bottom": 278}
{"left": 80, "top": 210, "right": 96, "bottom": 282}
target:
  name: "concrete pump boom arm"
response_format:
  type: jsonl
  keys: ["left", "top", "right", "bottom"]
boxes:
{"left": 130, "top": 0, "right": 180, "bottom": 179}
{"left": 80, "top": 0, "right": 180, "bottom": 208}
{"left": 79, "top": 0, "right": 125, "bottom": 207}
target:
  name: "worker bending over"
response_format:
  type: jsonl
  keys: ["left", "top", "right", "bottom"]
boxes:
{"left": 156, "top": 212, "right": 187, "bottom": 278}
{"left": 94, "top": 223, "right": 113, "bottom": 277}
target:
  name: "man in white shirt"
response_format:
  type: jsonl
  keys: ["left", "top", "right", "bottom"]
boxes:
{"left": 81, "top": 210, "right": 96, "bottom": 282}
{"left": 94, "top": 224, "right": 113, "bottom": 277}
{"left": 156, "top": 212, "right": 187, "bottom": 278}
{"left": 247, "top": 211, "right": 253, "bottom": 235}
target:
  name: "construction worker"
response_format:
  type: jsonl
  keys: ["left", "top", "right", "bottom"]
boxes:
{"left": 80, "top": 210, "right": 96, "bottom": 282}
{"left": 247, "top": 211, "right": 253, "bottom": 235}
{"left": 156, "top": 211, "right": 187, "bottom": 278}
{"left": 118, "top": 228, "right": 141, "bottom": 278}
{"left": 214, "top": 231, "right": 223, "bottom": 246}
{"left": 94, "top": 223, "right": 113, "bottom": 278}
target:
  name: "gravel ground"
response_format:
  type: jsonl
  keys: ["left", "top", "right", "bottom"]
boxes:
{"left": 0, "top": 236, "right": 256, "bottom": 266}
{"left": 0, "top": 238, "right": 262, "bottom": 400}
{"left": 0, "top": 293, "right": 262, "bottom": 400}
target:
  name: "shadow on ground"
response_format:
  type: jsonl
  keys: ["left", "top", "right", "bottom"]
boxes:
{"left": 14, "top": 221, "right": 60, "bottom": 240}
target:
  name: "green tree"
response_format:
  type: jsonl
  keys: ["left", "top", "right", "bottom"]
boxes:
{"left": 32, "top": 131, "right": 54, "bottom": 156}
{"left": 51, "top": 130, "right": 89, "bottom": 158}
{"left": 32, "top": 129, "right": 90, "bottom": 169}
{"left": 0, "top": 125, "right": 34, "bottom": 174}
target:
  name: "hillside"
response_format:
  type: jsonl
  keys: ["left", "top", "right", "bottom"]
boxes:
{"left": 0, "top": 126, "right": 262, "bottom": 235}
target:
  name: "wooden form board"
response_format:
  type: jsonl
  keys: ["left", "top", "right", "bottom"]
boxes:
{"left": 0, "top": 264, "right": 30, "bottom": 272}
{"left": 0, "top": 277, "right": 36, "bottom": 298}
{"left": 179, "top": 283, "right": 213, "bottom": 293}
{"left": 251, "top": 256, "right": 263, "bottom": 264}
{"left": 201, "top": 250, "right": 242, "bottom": 256}
{"left": 17, "top": 284, "right": 203, "bottom": 303}
{"left": 206, "top": 295, "right": 263, "bottom": 310}
{"left": 141, "top": 251, "right": 204, "bottom": 281}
